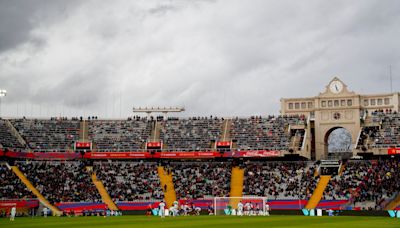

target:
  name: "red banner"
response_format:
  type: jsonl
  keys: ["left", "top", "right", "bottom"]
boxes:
{"left": 5, "top": 151, "right": 80, "bottom": 160}
{"left": 216, "top": 141, "right": 231, "bottom": 147}
{"left": 75, "top": 142, "right": 92, "bottom": 149}
{"left": 388, "top": 148, "right": 400, "bottom": 155}
{"left": 146, "top": 142, "right": 162, "bottom": 148}
{"left": 155, "top": 151, "right": 220, "bottom": 159}
{"left": 0, "top": 200, "right": 39, "bottom": 209}
{"left": 4, "top": 150, "right": 282, "bottom": 159}
{"left": 86, "top": 152, "right": 151, "bottom": 159}
{"left": 232, "top": 150, "right": 281, "bottom": 157}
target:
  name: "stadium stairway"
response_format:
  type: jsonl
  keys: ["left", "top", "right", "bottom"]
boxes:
{"left": 11, "top": 166, "right": 62, "bottom": 216}
{"left": 221, "top": 119, "right": 232, "bottom": 141}
{"left": 385, "top": 193, "right": 400, "bottom": 210}
{"left": 79, "top": 120, "right": 89, "bottom": 141}
{"left": 229, "top": 166, "right": 244, "bottom": 207}
{"left": 150, "top": 121, "right": 161, "bottom": 143}
{"left": 157, "top": 166, "right": 177, "bottom": 208}
{"left": 89, "top": 171, "right": 119, "bottom": 211}
{"left": 305, "top": 175, "right": 331, "bottom": 209}
{"left": 5, "top": 119, "right": 28, "bottom": 149}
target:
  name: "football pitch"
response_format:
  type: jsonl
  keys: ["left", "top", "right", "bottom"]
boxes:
{"left": 0, "top": 215, "right": 398, "bottom": 228}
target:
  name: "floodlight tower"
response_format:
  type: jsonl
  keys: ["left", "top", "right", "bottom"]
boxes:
{"left": 0, "top": 89, "right": 6, "bottom": 117}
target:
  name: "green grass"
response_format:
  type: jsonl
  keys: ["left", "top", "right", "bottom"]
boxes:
{"left": 1, "top": 215, "right": 398, "bottom": 228}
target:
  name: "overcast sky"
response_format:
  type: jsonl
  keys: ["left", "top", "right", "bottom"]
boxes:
{"left": 0, "top": 0, "right": 399, "bottom": 118}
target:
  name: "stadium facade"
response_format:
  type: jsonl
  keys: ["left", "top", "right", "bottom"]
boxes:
{"left": 281, "top": 77, "right": 400, "bottom": 160}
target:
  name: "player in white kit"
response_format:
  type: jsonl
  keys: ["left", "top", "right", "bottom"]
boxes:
{"left": 159, "top": 201, "right": 166, "bottom": 218}
{"left": 43, "top": 207, "right": 49, "bottom": 218}
{"left": 265, "top": 203, "right": 270, "bottom": 216}
{"left": 10, "top": 206, "right": 16, "bottom": 221}
{"left": 237, "top": 201, "right": 244, "bottom": 216}
{"left": 244, "top": 202, "right": 251, "bottom": 216}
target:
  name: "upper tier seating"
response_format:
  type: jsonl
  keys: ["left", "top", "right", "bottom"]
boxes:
{"left": 230, "top": 115, "right": 306, "bottom": 150}
{"left": 357, "top": 112, "right": 400, "bottom": 149}
{"left": 0, "top": 120, "right": 25, "bottom": 149}
{"left": 89, "top": 119, "right": 153, "bottom": 151}
{"left": 1, "top": 116, "right": 308, "bottom": 152}
{"left": 159, "top": 117, "right": 222, "bottom": 150}
{"left": 10, "top": 119, "right": 80, "bottom": 152}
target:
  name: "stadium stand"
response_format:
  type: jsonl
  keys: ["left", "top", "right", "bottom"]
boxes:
{"left": 170, "top": 161, "right": 231, "bottom": 199}
{"left": 1, "top": 112, "right": 399, "bottom": 214}
{"left": 0, "top": 119, "right": 25, "bottom": 149}
{"left": 10, "top": 119, "right": 80, "bottom": 152}
{"left": 230, "top": 115, "right": 306, "bottom": 150}
{"left": 94, "top": 161, "right": 164, "bottom": 201}
{"left": 1, "top": 116, "right": 307, "bottom": 153}
{"left": 159, "top": 117, "right": 222, "bottom": 150}
{"left": 323, "top": 159, "right": 399, "bottom": 210}
{"left": 357, "top": 112, "right": 400, "bottom": 149}
{"left": 370, "top": 113, "right": 400, "bottom": 148}
{"left": 18, "top": 161, "right": 101, "bottom": 204}
{"left": 0, "top": 164, "right": 34, "bottom": 199}
{"left": 243, "top": 161, "right": 317, "bottom": 200}
{"left": 88, "top": 119, "right": 153, "bottom": 151}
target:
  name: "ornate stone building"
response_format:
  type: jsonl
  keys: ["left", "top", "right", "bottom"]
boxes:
{"left": 281, "top": 77, "right": 400, "bottom": 160}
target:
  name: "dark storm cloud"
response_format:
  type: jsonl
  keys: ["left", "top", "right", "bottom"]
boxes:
{"left": 0, "top": 0, "right": 34, "bottom": 52}
{"left": 0, "top": 0, "right": 399, "bottom": 118}
{"left": 0, "top": 0, "right": 80, "bottom": 52}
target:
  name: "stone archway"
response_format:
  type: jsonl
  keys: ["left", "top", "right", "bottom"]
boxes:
{"left": 324, "top": 127, "right": 353, "bottom": 159}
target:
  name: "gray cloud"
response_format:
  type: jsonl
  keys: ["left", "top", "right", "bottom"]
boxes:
{"left": 0, "top": 0, "right": 399, "bottom": 118}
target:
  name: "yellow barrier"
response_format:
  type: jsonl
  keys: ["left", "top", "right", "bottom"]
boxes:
{"left": 305, "top": 175, "right": 331, "bottom": 209}
{"left": 90, "top": 172, "right": 119, "bottom": 211}
{"left": 157, "top": 166, "right": 177, "bottom": 208}
{"left": 11, "top": 166, "right": 62, "bottom": 216}
{"left": 229, "top": 166, "right": 245, "bottom": 208}
{"left": 385, "top": 194, "right": 400, "bottom": 210}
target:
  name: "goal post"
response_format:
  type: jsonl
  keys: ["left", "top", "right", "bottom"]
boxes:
{"left": 213, "top": 197, "right": 268, "bottom": 216}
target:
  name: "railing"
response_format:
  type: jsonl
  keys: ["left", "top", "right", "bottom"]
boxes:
{"left": 301, "top": 132, "right": 307, "bottom": 151}
{"left": 355, "top": 130, "right": 362, "bottom": 149}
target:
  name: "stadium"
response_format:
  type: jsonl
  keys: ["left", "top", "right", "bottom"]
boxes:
{"left": 0, "top": 77, "right": 399, "bottom": 227}
{"left": 1, "top": 1, "right": 400, "bottom": 228}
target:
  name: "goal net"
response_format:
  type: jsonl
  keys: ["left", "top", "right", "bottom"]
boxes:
{"left": 213, "top": 197, "right": 268, "bottom": 216}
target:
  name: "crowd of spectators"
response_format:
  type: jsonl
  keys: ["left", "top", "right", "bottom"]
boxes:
{"left": 0, "top": 163, "right": 35, "bottom": 199}
{"left": 18, "top": 161, "right": 101, "bottom": 203}
{"left": 243, "top": 161, "right": 317, "bottom": 200}
{"left": 1, "top": 115, "right": 310, "bottom": 152}
{"left": 357, "top": 112, "right": 400, "bottom": 149}
{"left": 1, "top": 158, "right": 399, "bottom": 212}
{"left": 89, "top": 119, "right": 153, "bottom": 151}
{"left": 323, "top": 159, "right": 399, "bottom": 209}
{"left": 160, "top": 117, "right": 222, "bottom": 150}
{"left": 230, "top": 115, "right": 306, "bottom": 151}
{"left": 94, "top": 161, "right": 163, "bottom": 201}
{"left": 170, "top": 162, "right": 231, "bottom": 199}
{"left": 372, "top": 113, "right": 400, "bottom": 148}
{"left": 10, "top": 119, "right": 80, "bottom": 152}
